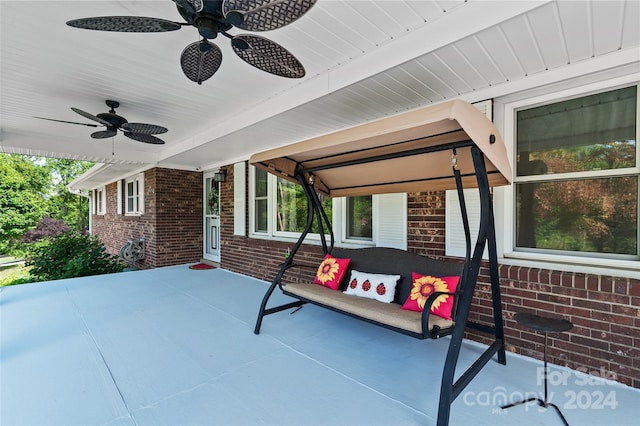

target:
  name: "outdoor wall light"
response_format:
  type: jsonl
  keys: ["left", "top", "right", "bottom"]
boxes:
{"left": 213, "top": 170, "right": 227, "bottom": 182}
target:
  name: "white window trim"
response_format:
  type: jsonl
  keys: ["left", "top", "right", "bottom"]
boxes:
{"left": 495, "top": 75, "right": 640, "bottom": 278}
{"left": 116, "top": 180, "right": 122, "bottom": 215}
{"left": 95, "top": 186, "right": 106, "bottom": 215}
{"left": 125, "top": 173, "right": 144, "bottom": 216}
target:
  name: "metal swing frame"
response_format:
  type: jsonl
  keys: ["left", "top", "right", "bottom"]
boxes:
{"left": 253, "top": 139, "right": 506, "bottom": 426}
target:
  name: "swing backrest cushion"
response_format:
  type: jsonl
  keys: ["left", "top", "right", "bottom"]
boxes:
{"left": 330, "top": 247, "right": 464, "bottom": 309}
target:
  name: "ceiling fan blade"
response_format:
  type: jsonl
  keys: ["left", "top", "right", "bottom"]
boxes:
{"left": 231, "top": 35, "right": 305, "bottom": 78}
{"left": 71, "top": 107, "right": 112, "bottom": 126}
{"left": 66, "top": 16, "right": 182, "bottom": 32}
{"left": 173, "top": 0, "right": 204, "bottom": 13}
{"left": 223, "top": 0, "right": 317, "bottom": 32}
{"left": 33, "top": 116, "right": 100, "bottom": 127}
{"left": 91, "top": 128, "right": 118, "bottom": 139}
{"left": 124, "top": 132, "right": 166, "bottom": 145}
{"left": 180, "top": 41, "right": 223, "bottom": 85}
{"left": 121, "top": 123, "right": 168, "bottom": 135}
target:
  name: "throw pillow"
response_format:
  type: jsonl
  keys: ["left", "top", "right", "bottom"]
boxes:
{"left": 344, "top": 270, "right": 400, "bottom": 303}
{"left": 313, "top": 254, "right": 350, "bottom": 290}
{"left": 401, "top": 272, "right": 460, "bottom": 320}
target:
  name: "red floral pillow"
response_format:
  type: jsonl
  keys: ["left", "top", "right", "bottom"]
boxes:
{"left": 401, "top": 272, "right": 460, "bottom": 320}
{"left": 313, "top": 254, "right": 350, "bottom": 290}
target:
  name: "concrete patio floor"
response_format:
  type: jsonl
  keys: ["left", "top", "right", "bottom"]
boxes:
{"left": 1, "top": 265, "right": 637, "bottom": 426}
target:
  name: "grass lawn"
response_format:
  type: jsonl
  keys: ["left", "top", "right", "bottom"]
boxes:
{"left": 0, "top": 259, "right": 31, "bottom": 286}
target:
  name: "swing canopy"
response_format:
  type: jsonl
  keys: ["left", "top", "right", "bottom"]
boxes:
{"left": 249, "top": 99, "right": 512, "bottom": 197}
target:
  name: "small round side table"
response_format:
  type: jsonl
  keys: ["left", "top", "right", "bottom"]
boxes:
{"left": 501, "top": 312, "right": 573, "bottom": 426}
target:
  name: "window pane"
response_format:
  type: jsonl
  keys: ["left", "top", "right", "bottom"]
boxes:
{"left": 517, "top": 86, "right": 637, "bottom": 176}
{"left": 516, "top": 177, "right": 637, "bottom": 255}
{"left": 276, "top": 178, "right": 306, "bottom": 232}
{"left": 255, "top": 168, "right": 268, "bottom": 197}
{"left": 346, "top": 196, "right": 372, "bottom": 239}
{"left": 254, "top": 199, "right": 267, "bottom": 232}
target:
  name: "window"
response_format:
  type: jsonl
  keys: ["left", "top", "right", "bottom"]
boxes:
{"left": 275, "top": 178, "right": 333, "bottom": 235}
{"left": 253, "top": 167, "right": 268, "bottom": 233}
{"left": 514, "top": 86, "right": 638, "bottom": 259}
{"left": 345, "top": 196, "right": 372, "bottom": 239}
{"left": 248, "top": 166, "right": 404, "bottom": 247}
{"left": 95, "top": 186, "right": 106, "bottom": 215}
{"left": 125, "top": 173, "right": 144, "bottom": 215}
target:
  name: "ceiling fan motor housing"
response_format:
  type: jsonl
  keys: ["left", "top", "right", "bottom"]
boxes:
{"left": 96, "top": 112, "right": 128, "bottom": 128}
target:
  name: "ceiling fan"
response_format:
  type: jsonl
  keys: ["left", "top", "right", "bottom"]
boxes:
{"left": 34, "top": 100, "right": 168, "bottom": 145}
{"left": 66, "top": 0, "right": 317, "bottom": 84}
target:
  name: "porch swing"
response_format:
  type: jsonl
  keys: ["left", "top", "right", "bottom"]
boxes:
{"left": 250, "top": 99, "right": 512, "bottom": 426}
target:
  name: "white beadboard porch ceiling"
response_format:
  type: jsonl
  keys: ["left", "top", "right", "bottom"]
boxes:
{"left": 1, "top": 1, "right": 639, "bottom": 189}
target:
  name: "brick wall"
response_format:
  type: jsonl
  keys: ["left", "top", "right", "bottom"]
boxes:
{"left": 91, "top": 168, "right": 203, "bottom": 268}
{"left": 219, "top": 162, "right": 640, "bottom": 389}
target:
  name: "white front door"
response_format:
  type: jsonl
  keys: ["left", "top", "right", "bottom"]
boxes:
{"left": 204, "top": 176, "right": 221, "bottom": 262}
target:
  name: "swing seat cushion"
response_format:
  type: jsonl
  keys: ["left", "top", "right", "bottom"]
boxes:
{"left": 283, "top": 282, "right": 453, "bottom": 334}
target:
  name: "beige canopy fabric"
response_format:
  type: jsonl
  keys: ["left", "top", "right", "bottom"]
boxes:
{"left": 250, "top": 100, "right": 512, "bottom": 197}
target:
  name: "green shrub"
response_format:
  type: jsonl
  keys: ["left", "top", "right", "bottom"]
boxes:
{"left": 25, "top": 231, "right": 124, "bottom": 282}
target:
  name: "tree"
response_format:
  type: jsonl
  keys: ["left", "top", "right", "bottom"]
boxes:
{"left": 44, "top": 158, "right": 93, "bottom": 231}
{"left": 0, "top": 155, "right": 49, "bottom": 253}
{"left": 0, "top": 154, "right": 93, "bottom": 254}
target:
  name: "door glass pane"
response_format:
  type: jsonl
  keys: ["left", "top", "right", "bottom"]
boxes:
{"left": 516, "top": 176, "right": 637, "bottom": 255}
{"left": 207, "top": 178, "right": 219, "bottom": 216}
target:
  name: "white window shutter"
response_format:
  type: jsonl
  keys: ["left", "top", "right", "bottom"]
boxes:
{"left": 117, "top": 180, "right": 122, "bottom": 215}
{"left": 234, "top": 162, "right": 246, "bottom": 236}
{"left": 445, "top": 100, "right": 492, "bottom": 258}
{"left": 373, "top": 193, "right": 407, "bottom": 250}
{"left": 445, "top": 189, "right": 488, "bottom": 259}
